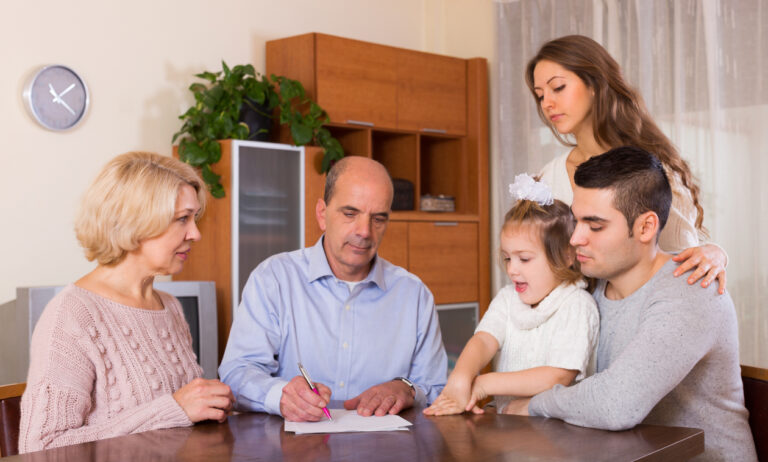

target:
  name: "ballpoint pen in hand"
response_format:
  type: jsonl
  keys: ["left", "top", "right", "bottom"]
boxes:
{"left": 298, "top": 362, "right": 333, "bottom": 421}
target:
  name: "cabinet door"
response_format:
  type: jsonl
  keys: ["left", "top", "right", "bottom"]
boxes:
{"left": 377, "top": 221, "right": 409, "bottom": 269}
{"left": 397, "top": 51, "right": 467, "bottom": 135}
{"left": 316, "top": 34, "right": 398, "bottom": 128}
{"left": 408, "top": 222, "right": 478, "bottom": 304}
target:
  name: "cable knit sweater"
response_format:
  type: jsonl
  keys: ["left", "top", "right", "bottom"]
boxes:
{"left": 19, "top": 284, "right": 202, "bottom": 453}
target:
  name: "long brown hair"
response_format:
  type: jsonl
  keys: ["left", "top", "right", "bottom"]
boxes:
{"left": 525, "top": 35, "right": 705, "bottom": 230}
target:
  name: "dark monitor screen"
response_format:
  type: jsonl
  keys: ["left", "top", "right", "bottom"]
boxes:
{"left": 437, "top": 304, "right": 478, "bottom": 374}
{"left": 177, "top": 295, "right": 200, "bottom": 362}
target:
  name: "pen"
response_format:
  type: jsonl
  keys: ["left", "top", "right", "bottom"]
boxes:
{"left": 298, "top": 362, "right": 333, "bottom": 421}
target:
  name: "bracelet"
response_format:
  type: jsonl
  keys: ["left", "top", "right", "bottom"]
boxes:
{"left": 393, "top": 377, "right": 415, "bottom": 396}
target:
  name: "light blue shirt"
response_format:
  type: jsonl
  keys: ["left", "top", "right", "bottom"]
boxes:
{"left": 219, "top": 237, "right": 447, "bottom": 415}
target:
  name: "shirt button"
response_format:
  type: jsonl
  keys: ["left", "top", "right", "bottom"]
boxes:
{"left": 339, "top": 381, "right": 345, "bottom": 388}
{"left": 342, "top": 342, "right": 349, "bottom": 349}
{"left": 345, "top": 305, "right": 351, "bottom": 311}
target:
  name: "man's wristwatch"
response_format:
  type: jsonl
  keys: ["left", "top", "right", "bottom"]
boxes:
{"left": 393, "top": 377, "right": 415, "bottom": 396}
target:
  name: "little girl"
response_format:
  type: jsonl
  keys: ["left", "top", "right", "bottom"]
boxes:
{"left": 424, "top": 174, "right": 599, "bottom": 415}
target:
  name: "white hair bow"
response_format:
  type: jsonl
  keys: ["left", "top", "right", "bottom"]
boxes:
{"left": 508, "top": 173, "right": 554, "bottom": 206}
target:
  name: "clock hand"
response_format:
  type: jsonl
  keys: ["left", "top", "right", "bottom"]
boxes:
{"left": 58, "top": 83, "right": 76, "bottom": 97}
{"left": 48, "top": 83, "right": 60, "bottom": 101}
{"left": 47, "top": 82, "right": 75, "bottom": 114}
{"left": 57, "top": 98, "right": 76, "bottom": 116}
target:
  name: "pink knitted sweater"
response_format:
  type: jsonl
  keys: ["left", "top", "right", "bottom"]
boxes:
{"left": 19, "top": 284, "right": 203, "bottom": 453}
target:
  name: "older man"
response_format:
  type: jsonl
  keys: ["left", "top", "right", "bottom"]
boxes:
{"left": 509, "top": 147, "right": 756, "bottom": 461}
{"left": 219, "top": 156, "right": 447, "bottom": 421}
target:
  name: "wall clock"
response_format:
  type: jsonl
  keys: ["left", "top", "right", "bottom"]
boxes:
{"left": 24, "top": 65, "right": 89, "bottom": 131}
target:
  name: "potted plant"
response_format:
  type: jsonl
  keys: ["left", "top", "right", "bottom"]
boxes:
{"left": 173, "top": 61, "right": 344, "bottom": 198}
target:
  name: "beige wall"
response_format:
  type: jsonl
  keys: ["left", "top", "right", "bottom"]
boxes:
{"left": 0, "top": 0, "right": 495, "bottom": 303}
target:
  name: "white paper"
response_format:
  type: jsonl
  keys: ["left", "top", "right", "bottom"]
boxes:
{"left": 284, "top": 409, "right": 412, "bottom": 434}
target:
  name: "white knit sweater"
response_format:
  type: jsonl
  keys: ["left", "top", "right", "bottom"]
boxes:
{"left": 476, "top": 281, "right": 599, "bottom": 411}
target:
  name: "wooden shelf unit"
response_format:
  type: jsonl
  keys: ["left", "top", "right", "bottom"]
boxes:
{"left": 174, "top": 141, "right": 326, "bottom": 359}
{"left": 268, "top": 33, "right": 490, "bottom": 314}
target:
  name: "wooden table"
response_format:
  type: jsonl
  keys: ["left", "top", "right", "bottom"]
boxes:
{"left": 7, "top": 407, "right": 704, "bottom": 461}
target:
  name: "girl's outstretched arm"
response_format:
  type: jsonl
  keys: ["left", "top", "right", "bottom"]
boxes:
{"left": 465, "top": 366, "right": 578, "bottom": 412}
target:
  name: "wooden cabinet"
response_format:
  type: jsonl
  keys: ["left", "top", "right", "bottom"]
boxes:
{"left": 315, "top": 35, "right": 399, "bottom": 128}
{"left": 267, "top": 33, "right": 490, "bottom": 317}
{"left": 267, "top": 34, "right": 398, "bottom": 129}
{"left": 267, "top": 33, "right": 466, "bottom": 134}
{"left": 174, "top": 141, "right": 325, "bottom": 358}
{"left": 409, "top": 222, "right": 478, "bottom": 304}
{"left": 397, "top": 50, "right": 467, "bottom": 134}
{"left": 377, "top": 221, "right": 409, "bottom": 269}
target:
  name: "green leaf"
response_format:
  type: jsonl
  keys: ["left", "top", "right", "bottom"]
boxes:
{"left": 201, "top": 163, "right": 221, "bottom": 185}
{"left": 210, "top": 182, "right": 226, "bottom": 198}
{"left": 195, "top": 71, "right": 219, "bottom": 83}
{"left": 188, "top": 83, "right": 207, "bottom": 94}
{"left": 321, "top": 153, "right": 332, "bottom": 174}
{"left": 290, "top": 122, "right": 313, "bottom": 146}
{"left": 208, "top": 140, "right": 222, "bottom": 164}
{"left": 279, "top": 77, "right": 305, "bottom": 101}
{"left": 182, "top": 142, "right": 208, "bottom": 166}
{"left": 235, "top": 122, "right": 249, "bottom": 139}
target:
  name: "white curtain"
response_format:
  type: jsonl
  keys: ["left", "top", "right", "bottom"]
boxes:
{"left": 494, "top": 0, "right": 768, "bottom": 367}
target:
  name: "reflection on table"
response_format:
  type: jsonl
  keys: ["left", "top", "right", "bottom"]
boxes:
{"left": 7, "top": 406, "right": 704, "bottom": 461}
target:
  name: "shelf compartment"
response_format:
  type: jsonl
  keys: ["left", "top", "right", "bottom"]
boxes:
{"left": 326, "top": 125, "right": 371, "bottom": 157}
{"left": 372, "top": 130, "right": 419, "bottom": 210}
{"left": 419, "top": 135, "right": 474, "bottom": 215}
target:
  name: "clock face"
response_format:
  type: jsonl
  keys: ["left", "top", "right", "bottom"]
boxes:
{"left": 25, "top": 65, "right": 89, "bottom": 131}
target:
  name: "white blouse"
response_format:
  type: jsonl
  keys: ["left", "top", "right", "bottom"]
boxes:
{"left": 476, "top": 281, "right": 599, "bottom": 412}
{"left": 539, "top": 151, "right": 702, "bottom": 253}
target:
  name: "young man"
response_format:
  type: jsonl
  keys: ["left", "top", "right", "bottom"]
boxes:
{"left": 219, "top": 156, "right": 447, "bottom": 422}
{"left": 513, "top": 147, "right": 756, "bottom": 461}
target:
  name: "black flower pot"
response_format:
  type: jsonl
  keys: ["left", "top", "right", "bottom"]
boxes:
{"left": 239, "top": 97, "right": 272, "bottom": 141}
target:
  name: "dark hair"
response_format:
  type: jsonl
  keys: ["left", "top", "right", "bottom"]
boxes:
{"left": 574, "top": 146, "right": 672, "bottom": 234}
{"left": 502, "top": 199, "right": 582, "bottom": 284}
{"left": 525, "top": 35, "right": 705, "bottom": 232}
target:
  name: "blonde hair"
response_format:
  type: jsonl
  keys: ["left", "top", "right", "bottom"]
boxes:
{"left": 502, "top": 199, "right": 582, "bottom": 285}
{"left": 75, "top": 152, "right": 206, "bottom": 265}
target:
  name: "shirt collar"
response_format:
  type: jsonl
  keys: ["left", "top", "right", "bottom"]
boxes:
{"left": 307, "top": 235, "right": 387, "bottom": 291}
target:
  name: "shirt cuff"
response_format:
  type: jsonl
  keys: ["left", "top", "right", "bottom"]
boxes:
{"left": 264, "top": 379, "right": 290, "bottom": 416}
{"left": 413, "top": 384, "right": 427, "bottom": 407}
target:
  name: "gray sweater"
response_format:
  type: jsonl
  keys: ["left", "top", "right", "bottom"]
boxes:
{"left": 530, "top": 259, "right": 756, "bottom": 461}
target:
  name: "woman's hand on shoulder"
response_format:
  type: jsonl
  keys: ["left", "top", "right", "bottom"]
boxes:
{"left": 173, "top": 378, "right": 234, "bottom": 423}
{"left": 672, "top": 244, "right": 727, "bottom": 294}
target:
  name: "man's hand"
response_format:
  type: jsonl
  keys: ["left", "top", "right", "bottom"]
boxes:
{"left": 279, "top": 375, "right": 332, "bottom": 422}
{"left": 343, "top": 380, "right": 414, "bottom": 416}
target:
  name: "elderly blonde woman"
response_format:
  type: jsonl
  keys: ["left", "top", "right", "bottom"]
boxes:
{"left": 20, "top": 152, "right": 234, "bottom": 453}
